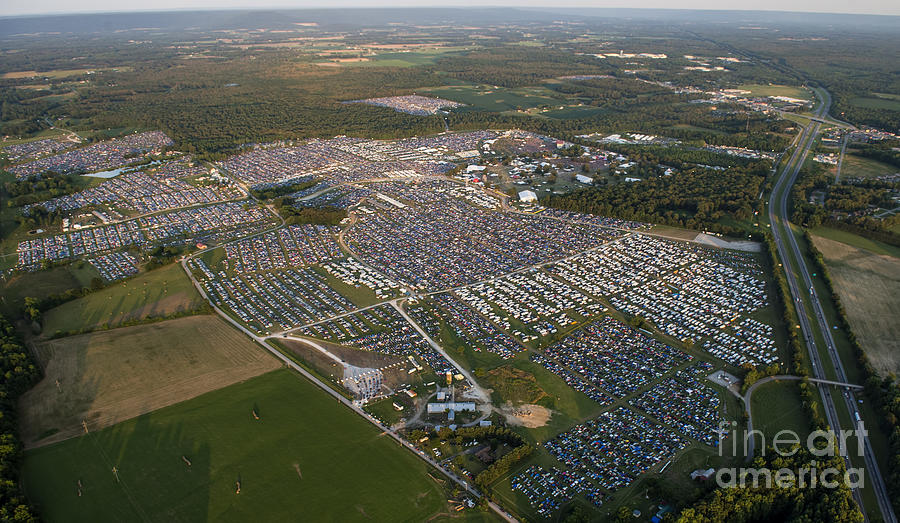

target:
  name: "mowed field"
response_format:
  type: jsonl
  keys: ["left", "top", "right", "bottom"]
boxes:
{"left": 841, "top": 153, "right": 898, "bottom": 179}
{"left": 1, "top": 67, "right": 133, "bottom": 79}
{"left": 811, "top": 233, "right": 900, "bottom": 375}
{"left": 750, "top": 380, "right": 812, "bottom": 442}
{"left": 737, "top": 83, "right": 812, "bottom": 100}
{"left": 422, "top": 84, "right": 562, "bottom": 112}
{"left": 19, "top": 315, "right": 280, "bottom": 447}
{"left": 22, "top": 369, "right": 459, "bottom": 522}
{"left": 41, "top": 263, "right": 206, "bottom": 335}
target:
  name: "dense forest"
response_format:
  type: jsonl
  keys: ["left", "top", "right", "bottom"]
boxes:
{"left": 436, "top": 47, "right": 611, "bottom": 88}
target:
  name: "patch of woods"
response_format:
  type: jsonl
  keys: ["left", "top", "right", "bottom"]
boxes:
{"left": 249, "top": 178, "right": 319, "bottom": 201}
{"left": 546, "top": 160, "right": 772, "bottom": 237}
{"left": 1, "top": 88, "right": 65, "bottom": 136}
{"left": 0, "top": 315, "right": 40, "bottom": 522}
{"left": 406, "top": 426, "right": 533, "bottom": 498}
{"left": 144, "top": 245, "right": 185, "bottom": 270}
{"left": 436, "top": 47, "right": 610, "bottom": 88}
{"left": 791, "top": 160, "right": 900, "bottom": 247}
{"left": 673, "top": 446, "right": 863, "bottom": 523}
{"left": 597, "top": 143, "right": 756, "bottom": 169}
{"left": 272, "top": 199, "right": 346, "bottom": 226}
{"left": 3, "top": 172, "right": 87, "bottom": 208}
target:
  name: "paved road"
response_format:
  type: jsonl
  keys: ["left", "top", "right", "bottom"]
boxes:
{"left": 834, "top": 135, "right": 848, "bottom": 183}
{"left": 768, "top": 89, "right": 897, "bottom": 523}
{"left": 743, "top": 375, "right": 862, "bottom": 457}
{"left": 391, "top": 299, "right": 491, "bottom": 403}
{"left": 180, "top": 257, "right": 518, "bottom": 522}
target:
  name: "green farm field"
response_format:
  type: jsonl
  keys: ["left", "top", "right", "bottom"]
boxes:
{"left": 22, "top": 369, "right": 465, "bottom": 522}
{"left": 849, "top": 96, "right": 900, "bottom": 112}
{"left": 810, "top": 226, "right": 900, "bottom": 258}
{"left": 811, "top": 233, "right": 900, "bottom": 376}
{"left": 749, "top": 380, "right": 812, "bottom": 443}
{"left": 0, "top": 261, "right": 99, "bottom": 316}
{"left": 41, "top": 263, "right": 207, "bottom": 335}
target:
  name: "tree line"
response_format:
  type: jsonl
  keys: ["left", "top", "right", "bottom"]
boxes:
{"left": 0, "top": 315, "right": 40, "bottom": 522}
{"left": 805, "top": 231, "right": 900, "bottom": 513}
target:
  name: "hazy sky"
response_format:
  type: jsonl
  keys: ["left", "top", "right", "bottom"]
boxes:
{"left": 2, "top": 0, "right": 898, "bottom": 17}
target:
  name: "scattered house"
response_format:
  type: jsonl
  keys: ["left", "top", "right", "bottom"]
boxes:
{"left": 576, "top": 174, "right": 594, "bottom": 184}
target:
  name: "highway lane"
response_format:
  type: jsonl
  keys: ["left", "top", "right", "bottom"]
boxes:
{"left": 779, "top": 152, "right": 897, "bottom": 523}
{"left": 767, "top": 90, "right": 897, "bottom": 523}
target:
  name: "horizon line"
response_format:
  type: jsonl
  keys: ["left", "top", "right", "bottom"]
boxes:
{"left": 2, "top": 5, "right": 899, "bottom": 20}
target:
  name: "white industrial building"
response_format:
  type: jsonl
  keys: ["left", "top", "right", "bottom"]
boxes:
{"left": 518, "top": 190, "right": 538, "bottom": 203}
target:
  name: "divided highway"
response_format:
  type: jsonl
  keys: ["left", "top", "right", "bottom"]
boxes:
{"left": 767, "top": 90, "right": 897, "bottom": 523}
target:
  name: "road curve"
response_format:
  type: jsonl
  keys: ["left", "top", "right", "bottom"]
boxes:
{"left": 744, "top": 375, "right": 864, "bottom": 456}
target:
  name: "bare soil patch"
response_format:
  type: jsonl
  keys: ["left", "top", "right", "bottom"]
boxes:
{"left": 19, "top": 315, "right": 279, "bottom": 448}
{"left": 498, "top": 402, "right": 552, "bottom": 428}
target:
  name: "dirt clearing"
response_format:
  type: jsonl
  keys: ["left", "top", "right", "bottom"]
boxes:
{"left": 498, "top": 402, "right": 553, "bottom": 428}
{"left": 19, "top": 315, "right": 279, "bottom": 448}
